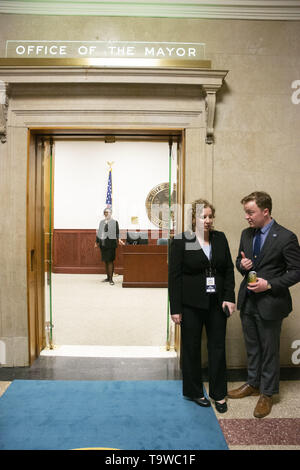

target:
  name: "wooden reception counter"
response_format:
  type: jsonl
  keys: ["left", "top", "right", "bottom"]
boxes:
{"left": 122, "top": 244, "right": 168, "bottom": 287}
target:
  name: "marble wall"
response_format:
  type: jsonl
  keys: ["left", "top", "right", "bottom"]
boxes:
{"left": 0, "top": 14, "right": 299, "bottom": 367}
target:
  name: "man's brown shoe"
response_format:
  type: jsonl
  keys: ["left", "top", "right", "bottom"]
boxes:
{"left": 227, "top": 383, "right": 260, "bottom": 399}
{"left": 253, "top": 394, "right": 273, "bottom": 418}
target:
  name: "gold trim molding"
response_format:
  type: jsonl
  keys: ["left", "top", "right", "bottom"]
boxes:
{"left": 0, "top": 58, "right": 211, "bottom": 69}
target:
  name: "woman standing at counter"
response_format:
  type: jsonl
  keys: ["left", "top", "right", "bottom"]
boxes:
{"left": 95, "top": 208, "right": 123, "bottom": 285}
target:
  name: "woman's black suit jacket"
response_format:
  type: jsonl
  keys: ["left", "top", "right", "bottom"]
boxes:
{"left": 96, "top": 218, "right": 119, "bottom": 249}
{"left": 168, "top": 230, "right": 235, "bottom": 315}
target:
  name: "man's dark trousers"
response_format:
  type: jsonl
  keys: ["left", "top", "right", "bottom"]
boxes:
{"left": 241, "top": 294, "right": 282, "bottom": 396}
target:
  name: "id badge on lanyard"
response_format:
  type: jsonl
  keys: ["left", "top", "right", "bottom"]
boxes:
{"left": 205, "top": 266, "right": 216, "bottom": 294}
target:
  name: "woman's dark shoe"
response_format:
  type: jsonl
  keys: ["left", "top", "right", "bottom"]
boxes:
{"left": 194, "top": 397, "right": 211, "bottom": 407}
{"left": 185, "top": 396, "right": 211, "bottom": 407}
{"left": 214, "top": 400, "right": 228, "bottom": 413}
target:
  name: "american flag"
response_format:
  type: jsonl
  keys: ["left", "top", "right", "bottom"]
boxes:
{"left": 106, "top": 168, "right": 112, "bottom": 208}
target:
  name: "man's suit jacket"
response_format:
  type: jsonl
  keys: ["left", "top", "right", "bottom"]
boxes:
{"left": 168, "top": 230, "right": 235, "bottom": 315}
{"left": 236, "top": 220, "right": 300, "bottom": 320}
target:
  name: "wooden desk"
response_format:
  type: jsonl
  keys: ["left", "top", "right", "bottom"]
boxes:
{"left": 122, "top": 245, "right": 168, "bottom": 287}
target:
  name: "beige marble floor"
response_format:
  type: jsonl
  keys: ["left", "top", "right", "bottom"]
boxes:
{"left": 214, "top": 381, "right": 300, "bottom": 450}
{"left": 217, "top": 381, "right": 300, "bottom": 419}
{"left": 0, "top": 381, "right": 10, "bottom": 397}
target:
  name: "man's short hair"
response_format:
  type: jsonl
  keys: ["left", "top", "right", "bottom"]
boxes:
{"left": 241, "top": 191, "right": 272, "bottom": 215}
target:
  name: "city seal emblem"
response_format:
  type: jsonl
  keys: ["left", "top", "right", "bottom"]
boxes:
{"left": 145, "top": 182, "right": 170, "bottom": 228}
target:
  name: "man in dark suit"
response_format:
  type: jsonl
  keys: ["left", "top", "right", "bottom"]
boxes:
{"left": 228, "top": 191, "right": 300, "bottom": 418}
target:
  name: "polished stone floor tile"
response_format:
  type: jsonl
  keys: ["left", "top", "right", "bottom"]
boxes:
{"left": 219, "top": 418, "right": 300, "bottom": 446}
{"left": 0, "top": 356, "right": 182, "bottom": 381}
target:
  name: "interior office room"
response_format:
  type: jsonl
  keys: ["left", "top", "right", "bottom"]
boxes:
{"left": 0, "top": 0, "right": 300, "bottom": 452}
{"left": 48, "top": 138, "right": 178, "bottom": 348}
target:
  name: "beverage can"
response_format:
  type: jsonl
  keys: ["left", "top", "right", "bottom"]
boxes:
{"left": 248, "top": 271, "right": 257, "bottom": 284}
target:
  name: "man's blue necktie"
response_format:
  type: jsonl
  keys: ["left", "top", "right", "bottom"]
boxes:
{"left": 253, "top": 229, "right": 262, "bottom": 260}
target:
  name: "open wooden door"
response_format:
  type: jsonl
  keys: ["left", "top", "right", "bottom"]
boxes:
{"left": 27, "top": 131, "right": 38, "bottom": 365}
{"left": 27, "top": 134, "right": 54, "bottom": 364}
{"left": 43, "top": 139, "right": 55, "bottom": 349}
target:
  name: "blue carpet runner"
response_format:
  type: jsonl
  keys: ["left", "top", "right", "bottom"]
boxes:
{"left": 0, "top": 380, "right": 228, "bottom": 450}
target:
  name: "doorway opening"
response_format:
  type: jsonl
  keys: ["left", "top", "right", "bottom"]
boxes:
{"left": 27, "top": 128, "right": 184, "bottom": 364}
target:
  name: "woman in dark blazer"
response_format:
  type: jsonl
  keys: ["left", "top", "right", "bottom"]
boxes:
{"left": 95, "top": 208, "right": 123, "bottom": 285}
{"left": 168, "top": 199, "right": 235, "bottom": 413}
